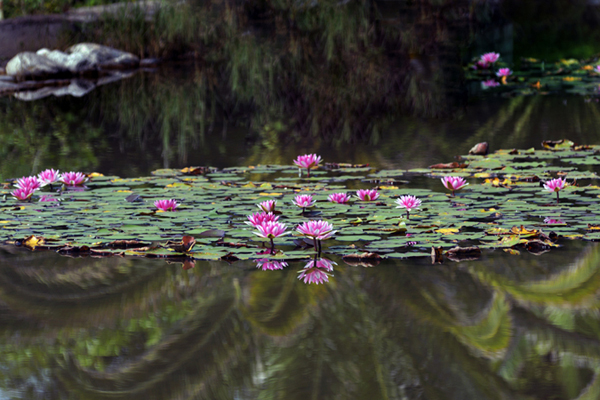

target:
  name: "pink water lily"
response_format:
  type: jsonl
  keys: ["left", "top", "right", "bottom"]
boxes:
{"left": 154, "top": 199, "right": 180, "bottom": 211}
{"left": 254, "top": 221, "right": 289, "bottom": 239}
{"left": 254, "top": 221, "right": 289, "bottom": 255}
{"left": 482, "top": 79, "right": 500, "bottom": 88}
{"left": 496, "top": 68, "right": 512, "bottom": 77}
{"left": 255, "top": 259, "right": 288, "bottom": 271}
{"left": 297, "top": 258, "right": 335, "bottom": 284}
{"left": 60, "top": 171, "right": 87, "bottom": 186}
{"left": 293, "top": 194, "right": 316, "bottom": 210}
{"left": 543, "top": 217, "right": 564, "bottom": 224}
{"left": 15, "top": 176, "right": 41, "bottom": 191}
{"left": 356, "top": 189, "right": 379, "bottom": 201}
{"left": 481, "top": 52, "right": 500, "bottom": 64}
{"left": 328, "top": 192, "right": 351, "bottom": 204}
{"left": 293, "top": 154, "right": 322, "bottom": 177}
{"left": 543, "top": 177, "right": 567, "bottom": 204}
{"left": 11, "top": 186, "right": 37, "bottom": 201}
{"left": 37, "top": 169, "right": 60, "bottom": 186}
{"left": 246, "top": 212, "right": 279, "bottom": 227}
{"left": 296, "top": 220, "right": 336, "bottom": 240}
{"left": 257, "top": 200, "right": 277, "bottom": 213}
{"left": 441, "top": 176, "right": 469, "bottom": 197}
{"left": 395, "top": 195, "right": 422, "bottom": 219}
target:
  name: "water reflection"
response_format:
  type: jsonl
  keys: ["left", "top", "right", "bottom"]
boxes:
{"left": 2, "top": 242, "right": 600, "bottom": 398}
{"left": 4, "top": 72, "right": 600, "bottom": 182}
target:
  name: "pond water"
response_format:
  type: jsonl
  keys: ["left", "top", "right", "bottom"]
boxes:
{"left": 3, "top": 65, "right": 600, "bottom": 399}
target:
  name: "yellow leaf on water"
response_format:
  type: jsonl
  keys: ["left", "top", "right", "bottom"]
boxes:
{"left": 24, "top": 235, "right": 44, "bottom": 249}
{"left": 436, "top": 228, "right": 459, "bottom": 235}
{"left": 89, "top": 172, "right": 104, "bottom": 177}
{"left": 259, "top": 193, "right": 283, "bottom": 196}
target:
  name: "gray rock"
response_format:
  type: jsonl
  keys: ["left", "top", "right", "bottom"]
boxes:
{"left": 37, "top": 48, "right": 96, "bottom": 73}
{"left": 67, "top": 43, "right": 139, "bottom": 70}
{"left": 5, "top": 52, "right": 68, "bottom": 79}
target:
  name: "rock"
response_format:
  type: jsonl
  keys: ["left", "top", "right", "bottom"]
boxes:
{"left": 5, "top": 52, "right": 69, "bottom": 80}
{"left": 37, "top": 48, "right": 96, "bottom": 73}
{"left": 67, "top": 43, "right": 139, "bottom": 70}
{"left": 468, "top": 142, "right": 489, "bottom": 155}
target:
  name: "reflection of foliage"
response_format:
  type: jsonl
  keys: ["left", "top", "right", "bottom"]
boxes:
{"left": 244, "top": 267, "right": 313, "bottom": 336}
{"left": 0, "top": 99, "right": 105, "bottom": 181}
{"left": 66, "top": 0, "right": 475, "bottom": 143}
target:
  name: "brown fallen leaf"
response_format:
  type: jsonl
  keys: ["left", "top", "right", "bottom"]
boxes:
{"left": 445, "top": 246, "right": 481, "bottom": 262}
{"left": 431, "top": 246, "right": 444, "bottom": 264}
{"left": 429, "top": 162, "right": 468, "bottom": 169}
{"left": 166, "top": 235, "right": 196, "bottom": 253}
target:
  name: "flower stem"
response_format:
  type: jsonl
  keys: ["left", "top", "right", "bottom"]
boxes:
{"left": 270, "top": 238, "right": 275, "bottom": 255}
{"left": 307, "top": 168, "right": 311, "bottom": 178}
{"left": 406, "top": 211, "right": 410, "bottom": 220}
{"left": 556, "top": 191, "right": 559, "bottom": 205}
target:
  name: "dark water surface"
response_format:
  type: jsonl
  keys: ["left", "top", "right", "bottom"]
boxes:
{"left": 1, "top": 241, "right": 600, "bottom": 399}
{"left": 3, "top": 66, "right": 600, "bottom": 181}
{"left": 3, "top": 66, "right": 600, "bottom": 399}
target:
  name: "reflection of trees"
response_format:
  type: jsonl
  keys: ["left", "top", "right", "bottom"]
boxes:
{"left": 4, "top": 244, "right": 600, "bottom": 398}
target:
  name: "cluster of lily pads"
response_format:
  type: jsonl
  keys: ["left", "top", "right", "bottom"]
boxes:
{"left": 2, "top": 139, "right": 600, "bottom": 284}
{"left": 468, "top": 51, "right": 600, "bottom": 95}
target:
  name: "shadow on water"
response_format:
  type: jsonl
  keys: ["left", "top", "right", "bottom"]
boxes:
{"left": 1, "top": 241, "right": 600, "bottom": 398}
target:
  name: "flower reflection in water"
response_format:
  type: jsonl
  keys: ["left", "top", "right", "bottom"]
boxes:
{"left": 298, "top": 257, "right": 335, "bottom": 284}
{"left": 255, "top": 259, "right": 288, "bottom": 271}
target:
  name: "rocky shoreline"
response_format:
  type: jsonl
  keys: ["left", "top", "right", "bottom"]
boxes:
{"left": 0, "top": 43, "right": 159, "bottom": 100}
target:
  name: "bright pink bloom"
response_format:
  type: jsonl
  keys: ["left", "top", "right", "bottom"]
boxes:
{"left": 496, "top": 68, "right": 512, "bottom": 77}
{"left": 544, "top": 177, "right": 567, "bottom": 205}
{"left": 253, "top": 221, "right": 289, "bottom": 239}
{"left": 255, "top": 259, "right": 288, "bottom": 271}
{"left": 293, "top": 154, "right": 322, "bottom": 170}
{"left": 482, "top": 79, "right": 500, "bottom": 88}
{"left": 543, "top": 177, "right": 566, "bottom": 193}
{"left": 154, "top": 199, "right": 179, "bottom": 211}
{"left": 39, "top": 195, "right": 60, "bottom": 202}
{"left": 395, "top": 195, "right": 421, "bottom": 212}
{"left": 11, "top": 186, "right": 36, "bottom": 201}
{"left": 37, "top": 169, "right": 60, "bottom": 186}
{"left": 246, "top": 212, "right": 279, "bottom": 227}
{"left": 296, "top": 220, "right": 336, "bottom": 240}
{"left": 328, "top": 192, "right": 351, "bottom": 204}
{"left": 15, "top": 176, "right": 41, "bottom": 191}
{"left": 257, "top": 200, "right": 277, "bottom": 213}
{"left": 293, "top": 194, "right": 316, "bottom": 208}
{"left": 60, "top": 171, "right": 87, "bottom": 186}
{"left": 356, "top": 189, "right": 379, "bottom": 201}
{"left": 441, "top": 176, "right": 469, "bottom": 196}
{"left": 480, "top": 52, "right": 500, "bottom": 64}
{"left": 595, "top": 65, "right": 600, "bottom": 74}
